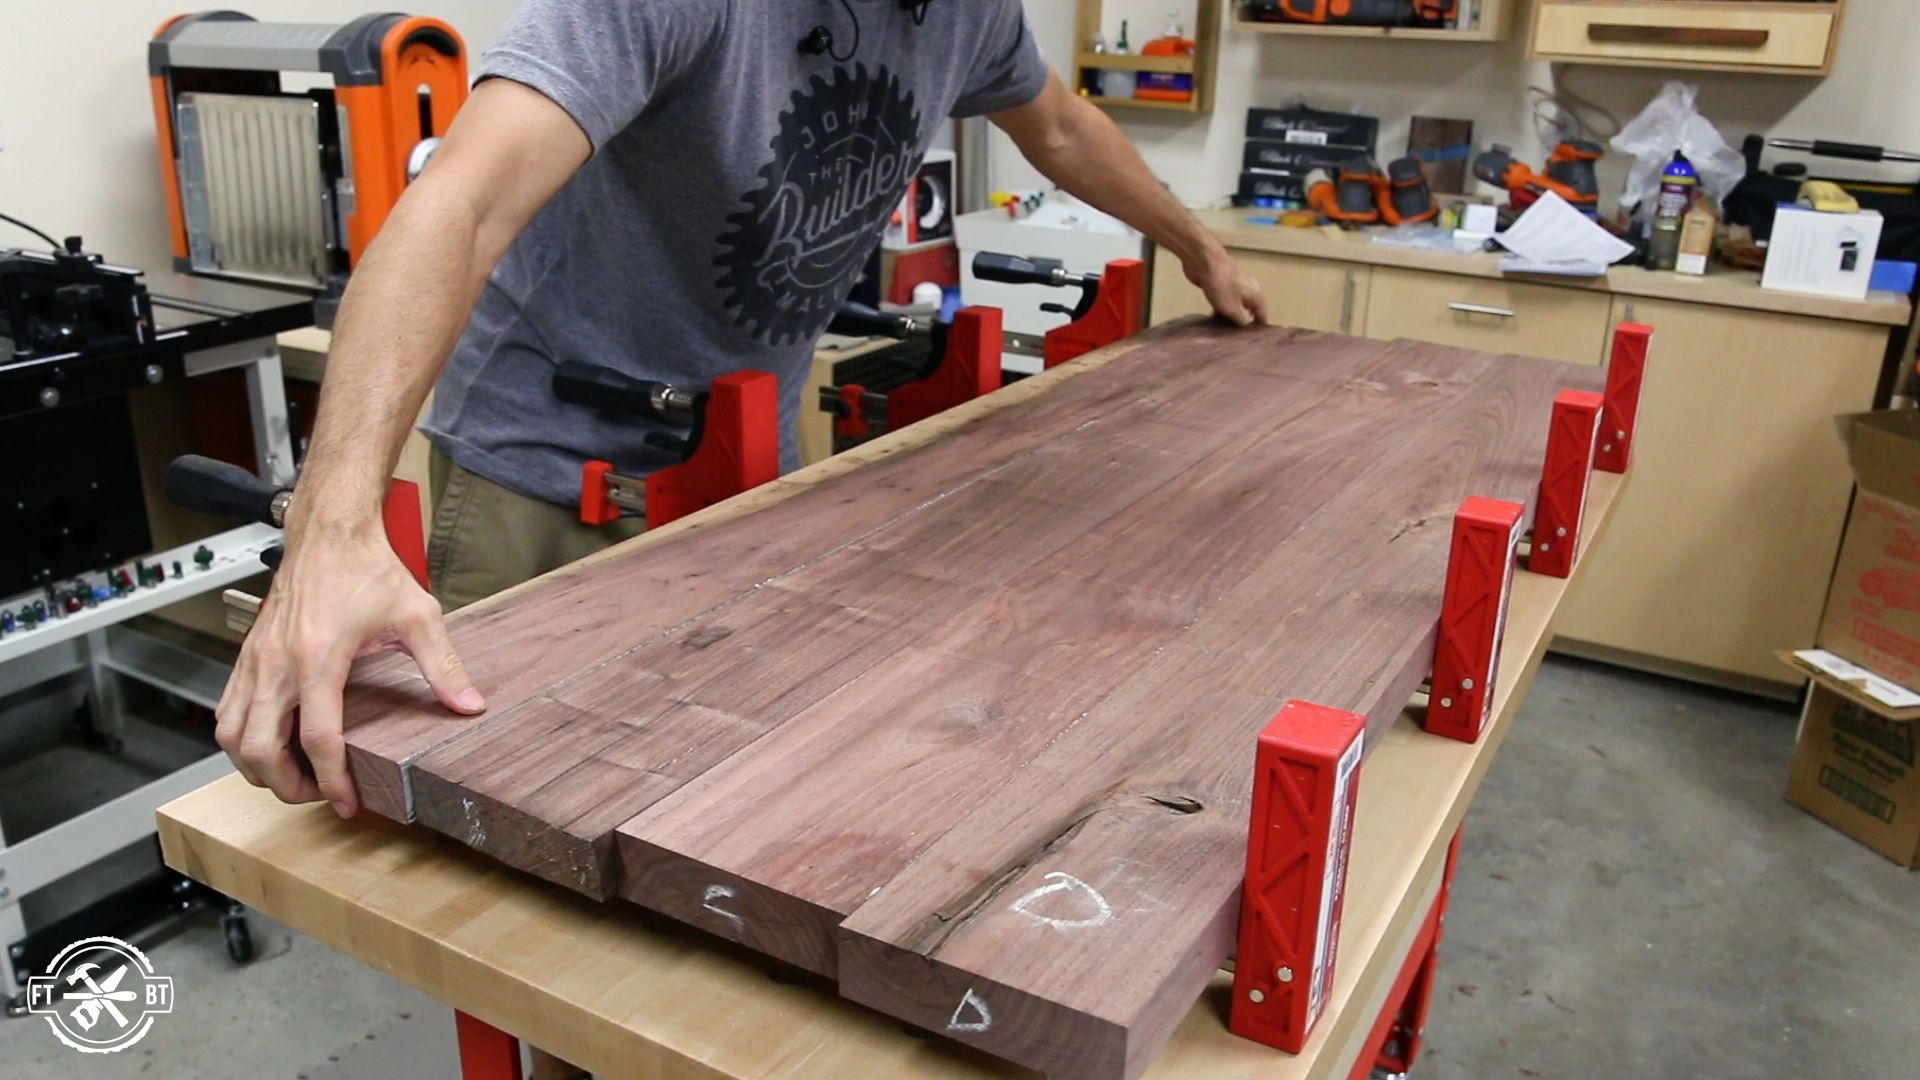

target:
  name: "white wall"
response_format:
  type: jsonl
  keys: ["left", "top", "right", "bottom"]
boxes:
{"left": 0, "top": 1, "right": 519, "bottom": 272}
{"left": 1006, "top": 0, "right": 1920, "bottom": 211}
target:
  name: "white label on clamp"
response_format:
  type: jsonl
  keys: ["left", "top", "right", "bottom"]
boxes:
{"left": 1308, "top": 729, "right": 1364, "bottom": 1025}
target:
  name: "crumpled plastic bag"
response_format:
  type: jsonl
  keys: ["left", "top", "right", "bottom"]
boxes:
{"left": 1610, "top": 82, "right": 1747, "bottom": 221}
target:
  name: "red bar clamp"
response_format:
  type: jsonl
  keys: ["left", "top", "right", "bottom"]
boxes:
{"left": 382, "top": 478, "right": 429, "bottom": 589}
{"left": 1596, "top": 323, "right": 1651, "bottom": 474}
{"left": 580, "top": 370, "right": 780, "bottom": 530}
{"left": 888, "top": 305, "right": 1003, "bottom": 429}
{"left": 1044, "top": 258, "right": 1146, "bottom": 369}
{"left": 1230, "top": 699, "right": 1367, "bottom": 1054}
{"left": 1425, "top": 496, "right": 1525, "bottom": 744}
{"left": 834, "top": 383, "right": 871, "bottom": 440}
{"left": 1530, "top": 389, "right": 1604, "bottom": 580}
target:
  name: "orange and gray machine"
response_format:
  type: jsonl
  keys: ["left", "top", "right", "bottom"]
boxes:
{"left": 149, "top": 11, "right": 468, "bottom": 322}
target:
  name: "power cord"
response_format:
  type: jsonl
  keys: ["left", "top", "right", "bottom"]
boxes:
{"left": 0, "top": 211, "right": 62, "bottom": 253}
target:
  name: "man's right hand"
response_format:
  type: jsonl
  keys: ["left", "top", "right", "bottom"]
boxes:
{"left": 214, "top": 526, "right": 486, "bottom": 817}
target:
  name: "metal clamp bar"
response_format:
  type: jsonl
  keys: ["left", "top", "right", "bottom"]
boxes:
{"left": 1448, "top": 302, "right": 1515, "bottom": 318}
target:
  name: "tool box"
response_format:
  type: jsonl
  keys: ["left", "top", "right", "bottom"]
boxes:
{"left": 1245, "top": 106, "right": 1380, "bottom": 152}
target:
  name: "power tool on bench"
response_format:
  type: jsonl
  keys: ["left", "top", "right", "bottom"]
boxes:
{"left": 970, "top": 252, "right": 1143, "bottom": 367}
{"left": 552, "top": 362, "right": 779, "bottom": 528}
{"left": 1380, "top": 156, "right": 1439, "bottom": 225}
{"left": 2, "top": 238, "right": 156, "bottom": 360}
{"left": 1473, "top": 140, "right": 1603, "bottom": 214}
{"left": 1303, "top": 158, "right": 1385, "bottom": 226}
{"left": 1246, "top": 0, "right": 1456, "bottom": 28}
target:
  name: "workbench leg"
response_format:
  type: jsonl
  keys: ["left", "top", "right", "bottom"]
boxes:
{"left": 455, "top": 1011, "right": 524, "bottom": 1080}
{"left": 78, "top": 629, "right": 126, "bottom": 749}
{"left": 244, "top": 349, "right": 296, "bottom": 487}
{"left": 0, "top": 808, "right": 24, "bottom": 997}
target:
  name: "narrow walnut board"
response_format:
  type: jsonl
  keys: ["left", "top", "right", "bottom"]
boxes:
{"left": 340, "top": 321, "right": 1598, "bottom": 1080}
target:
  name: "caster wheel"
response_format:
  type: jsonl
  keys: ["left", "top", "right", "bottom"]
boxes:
{"left": 222, "top": 910, "right": 255, "bottom": 964}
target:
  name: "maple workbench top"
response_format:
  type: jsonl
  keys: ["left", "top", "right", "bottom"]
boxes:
{"left": 158, "top": 327, "right": 1625, "bottom": 1080}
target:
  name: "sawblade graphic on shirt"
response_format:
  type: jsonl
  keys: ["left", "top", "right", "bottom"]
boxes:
{"left": 716, "top": 64, "right": 924, "bottom": 345}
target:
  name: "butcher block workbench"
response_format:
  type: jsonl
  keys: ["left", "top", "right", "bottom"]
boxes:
{"left": 1153, "top": 211, "right": 1912, "bottom": 697}
{"left": 158, "top": 320, "right": 1625, "bottom": 1080}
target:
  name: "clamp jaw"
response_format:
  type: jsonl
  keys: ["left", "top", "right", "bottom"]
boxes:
{"left": 555, "top": 363, "right": 779, "bottom": 529}
{"left": 815, "top": 300, "right": 1002, "bottom": 443}
{"left": 971, "top": 251, "right": 1144, "bottom": 368}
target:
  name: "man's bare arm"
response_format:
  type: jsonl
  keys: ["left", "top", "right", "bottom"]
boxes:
{"left": 216, "top": 79, "right": 592, "bottom": 816}
{"left": 990, "top": 74, "right": 1266, "bottom": 325}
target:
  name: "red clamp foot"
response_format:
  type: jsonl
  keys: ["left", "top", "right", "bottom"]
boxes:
{"left": 1230, "top": 700, "right": 1367, "bottom": 1054}
{"left": 1043, "top": 258, "right": 1146, "bottom": 369}
{"left": 1596, "top": 323, "right": 1651, "bottom": 474}
{"left": 1425, "top": 496, "right": 1525, "bottom": 744}
{"left": 645, "top": 370, "right": 780, "bottom": 528}
{"left": 1530, "top": 389, "right": 1604, "bottom": 579}
{"left": 889, "top": 306, "right": 1003, "bottom": 429}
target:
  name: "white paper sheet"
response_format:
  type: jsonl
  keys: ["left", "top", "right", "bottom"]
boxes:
{"left": 1794, "top": 648, "right": 1920, "bottom": 710}
{"left": 1492, "top": 191, "right": 1635, "bottom": 273}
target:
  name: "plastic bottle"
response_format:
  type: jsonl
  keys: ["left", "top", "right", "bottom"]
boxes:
{"left": 1647, "top": 152, "right": 1698, "bottom": 271}
{"left": 1116, "top": 19, "right": 1131, "bottom": 54}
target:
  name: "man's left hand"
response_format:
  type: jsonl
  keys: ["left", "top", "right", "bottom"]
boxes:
{"left": 1186, "top": 250, "right": 1268, "bottom": 327}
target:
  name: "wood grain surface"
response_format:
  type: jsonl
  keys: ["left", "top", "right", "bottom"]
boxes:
{"left": 336, "top": 320, "right": 1599, "bottom": 1079}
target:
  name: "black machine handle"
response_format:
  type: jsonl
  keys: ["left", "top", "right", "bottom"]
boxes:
{"left": 552, "top": 360, "right": 693, "bottom": 420}
{"left": 828, "top": 302, "right": 917, "bottom": 340}
{"left": 165, "top": 454, "right": 286, "bottom": 527}
{"left": 972, "top": 252, "right": 1065, "bottom": 288}
{"left": 1768, "top": 138, "right": 1920, "bottom": 165}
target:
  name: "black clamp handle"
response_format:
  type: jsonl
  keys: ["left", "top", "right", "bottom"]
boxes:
{"left": 972, "top": 251, "right": 1102, "bottom": 322}
{"left": 165, "top": 454, "right": 288, "bottom": 527}
{"left": 553, "top": 360, "right": 697, "bottom": 421}
{"left": 828, "top": 302, "right": 925, "bottom": 340}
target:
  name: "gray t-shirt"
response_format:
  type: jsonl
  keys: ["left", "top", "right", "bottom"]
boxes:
{"left": 422, "top": 0, "right": 1049, "bottom": 507}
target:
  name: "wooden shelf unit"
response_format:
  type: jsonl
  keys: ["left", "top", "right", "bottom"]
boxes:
{"left": 1073, "top": 0, "right": 1220, "bottom": 115}
{"left": 1233, "top": 0, "right": 1516, "bottom": 42}
{"left": 1529, "top": 0, "right": 1847, "bottom": 76}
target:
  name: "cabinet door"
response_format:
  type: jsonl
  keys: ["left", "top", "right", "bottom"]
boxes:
{"left": 1151, "top": 249, "right": 1367, "bottom": 334}
{"left": 1558, "top": 298, "right": 1887, "bottom": 687}
{"left": 1364, "top": 266, "right": 1612, "bottom": 365}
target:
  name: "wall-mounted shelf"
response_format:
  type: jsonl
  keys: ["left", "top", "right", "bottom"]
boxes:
{"left": 1529, "top": 0, "right": 1846, "bottom": 76}
{"left": 1233, "top": 0, "right": 1516, "bottom": 42}
{"left": 1073, "top": 0, "right": 1220, "bottom": 115}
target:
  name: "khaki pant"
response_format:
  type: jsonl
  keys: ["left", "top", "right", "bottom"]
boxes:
{"left": 427, "top": 448, "right": 647, "bottom": 611}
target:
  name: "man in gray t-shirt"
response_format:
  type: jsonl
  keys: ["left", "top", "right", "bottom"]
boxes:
{"left": 214, "top": 0, "right": 1268, "bottom": 819}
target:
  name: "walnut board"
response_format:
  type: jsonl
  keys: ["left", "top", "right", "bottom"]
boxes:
{"left": 333, "top": 320, "right": 1598, "bottom": 1079}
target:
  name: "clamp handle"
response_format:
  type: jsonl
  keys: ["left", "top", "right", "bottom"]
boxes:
{"left": 972, "top": 251, "right": 1069, "bottom": 288}
{"left": 828, "top": 302, "right": 920, "bottom": 340}
{"left": 553, "top": 360, "right": 694, "bottom": 421}
{"left": 973, "top": 252, "right": 1101, "bottom": 322}
{"left": 165, "top": 454, "right": 287, "bottom": 527}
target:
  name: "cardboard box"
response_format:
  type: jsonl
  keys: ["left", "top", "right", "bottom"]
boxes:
{"left": 1761, "top": 204, "right": 1883, "bottom": 301}
{"left": 1242, "top": 139, "right": 1356, "bottom": 176}
{"left": 1244, "top": 106, "right": 1377, "bottom": 152}
{"left": 1238, "top": 171, "right": 1306, "bottom": 203}
{"left": 1786, "top": 682, "right": 1920, "bottom": 868}
{"left": 1817, "top": 410, "right": 1920, "bottom": 689}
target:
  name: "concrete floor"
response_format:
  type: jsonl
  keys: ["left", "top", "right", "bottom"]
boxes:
{"left": 3, "top": 655, "right": 1917, "bottom": 1078}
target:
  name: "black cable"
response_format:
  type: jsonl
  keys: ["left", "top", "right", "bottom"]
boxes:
{"left": 825, "top": 0, "right": 861, "bottom": 62}
{"left": 0, "top": 212, "right": 61, "bottom": 253}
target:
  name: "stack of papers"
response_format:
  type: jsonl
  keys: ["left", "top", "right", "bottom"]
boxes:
{"left": 1493, "top": 192, "right": 1635, "bottom": 277}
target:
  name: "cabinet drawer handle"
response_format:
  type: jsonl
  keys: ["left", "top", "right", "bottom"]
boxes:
{"left": 1449, "top": 302, "right": 1515, "bottom": 318}
{"left": 1587, "top": 24, "right": 1771, "bottom": 49}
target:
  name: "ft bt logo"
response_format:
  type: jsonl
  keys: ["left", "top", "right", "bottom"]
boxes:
{"left": 26, "top": 936, "right": 174, "bottom": 1053}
